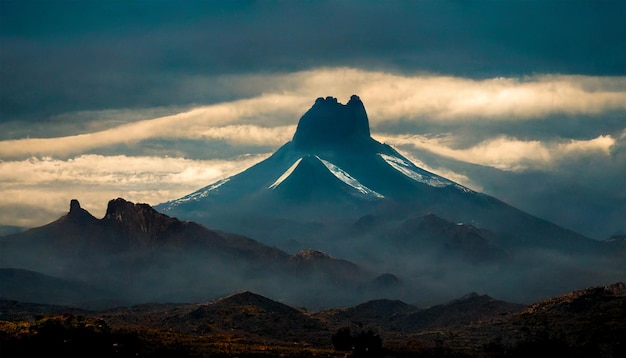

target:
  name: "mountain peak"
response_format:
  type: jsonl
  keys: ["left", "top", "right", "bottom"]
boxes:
{"left": 70, "top": 199, "right": 80, "bottom": 212}
{"left": 292, "top": 95, "right": 372, "bottom": 150}
{"left": 65, "top": 198, "right": 97, "bottom": 223}
{"left": 104, "top": 198, "right": 168, "bottom": 225}
{"left": 293, "top": 249, "right": 332, "bottom": 261}
{"left": 69, "top": 199, "right": 81, "bottom": 213}
{"left": 105, "top": 198, "right": 138, "bottom": 220}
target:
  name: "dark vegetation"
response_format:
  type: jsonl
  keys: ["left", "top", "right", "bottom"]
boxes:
{"left": 331, "top": 327, "right": 383, "bottom": 356}
{"left": 1, "top": 283, "right": 624, "bottom": 357}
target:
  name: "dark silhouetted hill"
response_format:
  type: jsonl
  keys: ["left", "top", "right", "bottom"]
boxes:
{"left": 0, "top": 199, "right": 372, "bottom": 307}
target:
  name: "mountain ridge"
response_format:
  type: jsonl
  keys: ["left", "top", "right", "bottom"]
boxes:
{"left": 157, "top": 95, "right": 603, "bottom": 254}
{"left": 2, "top": 95, "right": 623, "bottom": 318}
{"left": 2, "top": 282, "right": 623, "bottom": 357}
{"left": 0, "top": 198, "right": 378, "bottom": 307}
{"left": 151, "top": 95, "right": 622, "bottom": 304}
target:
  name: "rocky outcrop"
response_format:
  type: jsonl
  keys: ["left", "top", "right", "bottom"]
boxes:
{"left": 292, "top": 95, "right": 373, "bottom": 150}
{"left": 66, "top": 199, "right": 98, "bottom": 223}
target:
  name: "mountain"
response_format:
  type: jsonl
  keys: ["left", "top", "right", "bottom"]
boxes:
{"left": 3, "top": 283, "right": 622, "bottom": 357}
{"left": 157, "top": 96, "right": 607, "bottom": 254}
{"left": 0, "top": 198, "right": 288, "bottom": 270}
{"left": 158, "top": 96, "right": 473, "bottom": 222}
{"left": 317, "top": 292, "right": 524, "bottom": 334}
{"left": 480, "top": 282, "right": 626, "bottom": 357}
{"left": 155, "top": 95, "right": 623, "bottom": 303}
{"left": 185, "top": 291, "right": 327, "bottom": 342}
{"left": 0, "top": 299, "right": 90, "bottom": 321}
{"left": 3, "top": 96, "right": 621, "bottom": 310}
{"left": 293, "top": 95, "right": 372, "bottom": 150}
{"left": 0, "top": 199, "right": 372, "bottom": 307}
{"left": 390, "top": 292, "right": 526, "bottom": 331}
{"left": 288, "top": 249, "right": 362, "bottom": 284}
{"left": 0, "top": 268, "right": 114, "bottom": 308}
{"left": 317, "top": 298, "right": 418, "bottom": 326}
{"left": 604, "top": 235, "right": 626, "bottom": 254}
{"left": 378, "top": 213, "right": 509, "bottom": 263}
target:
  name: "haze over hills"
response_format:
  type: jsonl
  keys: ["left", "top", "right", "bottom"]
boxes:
{"left": 0, "top": 199, "right": 383, "bottom": 308}
{"left": 157, "top": 95, "right": 624, "bottom": 303}
{"left": 2, "top": 96, "right": 623, "bottom": 307}
{"left": 0, "top": 95, "right": 624, "bottom": 356}
{"left": 2, "top": 1, "right": 624, "bottom": 355}
{"left": 158, "top": 95, "right": 606, "bottom": 253}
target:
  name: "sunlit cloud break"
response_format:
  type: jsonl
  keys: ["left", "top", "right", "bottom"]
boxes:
{"left": 0, "top": 154, "right": 270, "bottom": 227}
{"left": 2, "top": 68, "right": 625, "bottom": 159}
{"left": 354, "top": 73, "right": 626, "bottom": 121}
{"left": 377, "top": 134, "right": 617, "bottom": 171}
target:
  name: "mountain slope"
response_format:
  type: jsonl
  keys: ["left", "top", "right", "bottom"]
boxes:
{"left": 157, "top": 95, "right": 607, "bottom": 257}
{"left": 391, "top": 292, "right": 526, "bottom": 331}
{"left": 0, "top": 268, "right": 114, "bottom": 308}
{"left": 378, "top": 213, "right": 510, "bottom": 263}
{"left": 0, "top": 199, "right": 372, "bottom": 307}
{"left": 0, "top": 198, "right": 288, "bottom": 266}
{"left": 156, "top": 96, "right": 471, "bottom": 222}
{"left": 150, "top": 95, "right": 626, "bottom": 305}
{"left": 185, "top": 291, "right": 327, "bottom": 342}
{"left": 2, "top": 283, "right": 623, "bottom": 357}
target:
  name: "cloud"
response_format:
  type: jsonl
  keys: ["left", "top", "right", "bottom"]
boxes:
{"left": 0, "top": 67, "right": 623, "bottom": 236}
{"left": 196, "top": 125, "right": 295, "bottom": 146}
{"left": 0, "top": 92, "right": 305, "bottom": 159}
{"left": 367, "top": 75, "right": 626, "bottom": 121}
{"left": 3, "top": 1, "right": 624, "bottom": 125}
{"left": 0, "top": 154, "right": 268, "bottom": 227}
{"left": 206, "top": 68, "right": 626, "bottom": 122}
{"left": 559, "top": 135, "right": 616, "bottom": 155}
{"left": 2, "top": 68, "right": 624, "bottom": 160}
{"left": 374, "top": 134, "right": 626, "bottom": 239}
{"left": 376, "top": 133, "right": 617, "bottom": 171}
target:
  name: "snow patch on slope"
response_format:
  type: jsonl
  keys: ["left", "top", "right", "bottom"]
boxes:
{"left": 164, "top": 178, "right": 231, "bottom": 209}
{"left": 268, "top": 158, "right": 303, "bottom": 190}
{"left": 316, "top": 157, "right": 384, "bottom": 198}
{"left": 379, "top": 153, "right": 474, "bottom": 193}
{"left": 378, "top": 153, "right": 452, "bottom": 188}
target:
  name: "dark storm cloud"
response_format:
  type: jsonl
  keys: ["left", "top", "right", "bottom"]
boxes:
{"left": 2, "top": 0, "right": 624, "bottom": 124}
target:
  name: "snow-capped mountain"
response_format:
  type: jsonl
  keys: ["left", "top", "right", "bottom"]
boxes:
{"left": 154, "top": 96, "right": 623, "bottom": 303}
{"left": 158, "top": 96, "right": 473, "bottom": 220}
{"left": 2, "top": 96, "right": 622, "bottom": 308}
{"left": 157, "top": 95, "right": 603, "bottom": 255}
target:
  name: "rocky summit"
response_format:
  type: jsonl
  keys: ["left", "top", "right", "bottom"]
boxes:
{"left": 292, "top": 95, "right": 373, "bottom": 150}
{"left": 154, "top": 95, "right": 622, "bottom": 305}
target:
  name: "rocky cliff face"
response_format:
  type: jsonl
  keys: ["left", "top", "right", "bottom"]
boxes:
{"left": 292, "top": 95, "right": 374, "bottom": 150}
{"left": 0, "top": 198, "right": 372, "bottom": 307}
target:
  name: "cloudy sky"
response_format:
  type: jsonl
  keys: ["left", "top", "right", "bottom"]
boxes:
{"left": 1, "top": 0, "right": 624, "bottom": 239}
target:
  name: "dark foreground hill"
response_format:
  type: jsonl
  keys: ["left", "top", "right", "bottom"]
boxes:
{"left": 1, "top": 283, "right": 624, "bottom": 357}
